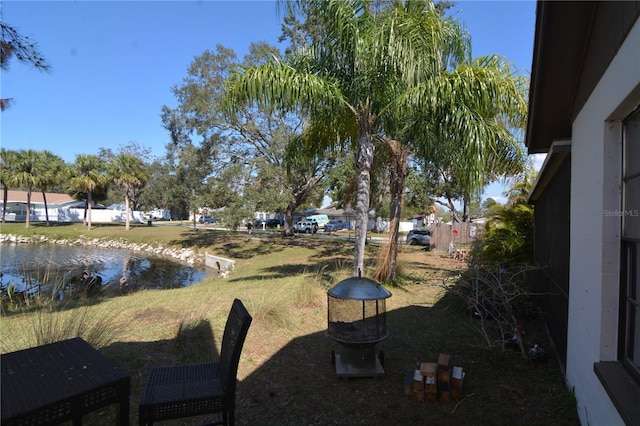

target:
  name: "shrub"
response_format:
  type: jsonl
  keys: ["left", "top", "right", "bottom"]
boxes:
{"left": 471, "top": 202, "right": 534, "bottom": 267}
{"left": 446, "top": 263, "right": 545, "bottom": 355}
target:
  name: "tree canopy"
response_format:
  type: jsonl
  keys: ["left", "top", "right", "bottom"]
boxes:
{"left": 227, "top": 0, "right": 528, "bottom": 278}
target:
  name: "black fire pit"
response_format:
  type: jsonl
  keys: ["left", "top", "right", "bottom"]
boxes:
{"left": 326, "top": 274, "right": 392, "bottom": 378}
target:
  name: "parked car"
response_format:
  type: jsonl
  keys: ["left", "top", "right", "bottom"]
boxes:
{"left": 406, "top": 228, "right": 431, "bottom": 248}
{"left": 199, "top": 216, "right": 216, "bottom": 224}
{"left": 294, "top": 220, "right": 318, "bottom": 233}
{"left": 255, "top": 218, "right": 281, "bottom": 229}
{"left": 324, "top": 220, "right": 345, "bottom": 232}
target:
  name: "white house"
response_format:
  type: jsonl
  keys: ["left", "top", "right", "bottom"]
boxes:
{"left": 526, "top": 2, "right": 640, "bottom": 425}
{"left": 1, "top": 190, "right": 148, "bottom": 224}
{"left": 1, "top": 190, "right": 81, "bottom": 222}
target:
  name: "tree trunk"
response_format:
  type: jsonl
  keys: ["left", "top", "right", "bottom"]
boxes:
{"left": 25, "top": 187, "right": 32, "bottom": 229}
{"left": 124, "top": 189, "right": 131, "bottom": 231}
{"left": 434, "top": 198, "right": 461, "bottom": 223}
{"left": 191, "top": 189, "right": 197, "bottom": 231}
{"left": 42, "top": 190, "right": 50, "bottom": 226}
{"left": 2, "top": 185, "right": 8, "bottom": 223}
{"left": 353, "top": 112, "right": 375, "bottom": 277}
{"left": 87, "top": 191, "right": 93, "bottom": 231}
{"left": 462, "top": 193, "right": 470, "bottom": 222}
{"left": 373, "top": 140, "right": 408, "bottom": 282}
{"left": 388, "top": 141, "right": 408, "bottom": 281}
{"left": 283, "top": 202, "right": 297, "bottom": 236}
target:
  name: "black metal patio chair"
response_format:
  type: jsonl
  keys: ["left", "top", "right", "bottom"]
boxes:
{"left": 138, "top": 299, "right": 252, "bottom": 426}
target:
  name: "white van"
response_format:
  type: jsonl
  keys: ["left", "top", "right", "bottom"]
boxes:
{"left": 306, "top": 214, "right": 329, "bottom": 227}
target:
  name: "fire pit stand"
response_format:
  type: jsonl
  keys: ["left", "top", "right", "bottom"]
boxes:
{"left": 326, "top": 274, "right": 392, "bottom": 378}
{"left": 331, "top": 339, "right": 386, "bottom": 378}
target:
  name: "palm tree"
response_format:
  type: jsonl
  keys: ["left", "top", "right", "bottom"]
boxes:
{"left": 11, "top": 150, "right": 42, "bottom": 228}
{"left": 226, "top": 0, "right": 469, "bottom": 276}
{"left": 0, "top": 148, "right": 19, "bottom": 223}
{"left": 35, "top": 151, "right": 66, "bottom": 226}
{"left": 503, "top": 159, "right": 538, "bottom": 207}
{"left": 67, "top": 155, "right": 107, "bottom": 231}
{"left": 108, "top": 153, "right": 148, "bottom": 230}
{"left": 375, "top": 44, "right": 528, "bottom": 281}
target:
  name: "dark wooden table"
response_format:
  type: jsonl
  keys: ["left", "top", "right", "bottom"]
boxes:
{"left": 1, "top": 337, "right": 130, "bottom": 425}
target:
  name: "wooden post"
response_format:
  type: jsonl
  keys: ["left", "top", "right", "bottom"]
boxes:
{"left": 437, "top": 353, "right": 451, "bottom": 402}
{"left": 420, "top": 362, "right": 438, "bottom": 402}
{"left": 451, "top": 366, "right": 465, "bottom": 401}
{"left": 412, "top": 370, "right": 425, "bottom": 402}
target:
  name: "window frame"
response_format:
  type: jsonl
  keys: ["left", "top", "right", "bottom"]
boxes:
{"left": 620, "top": 106, "right": 640, "bottom": 383}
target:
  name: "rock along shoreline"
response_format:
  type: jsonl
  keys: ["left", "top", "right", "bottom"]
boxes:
{"left": 0, "top": 234, "right": 204, "bottom": 266}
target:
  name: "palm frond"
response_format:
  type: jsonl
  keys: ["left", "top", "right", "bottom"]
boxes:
{"left": 226, "top": 60, "right": 352, "bottom": 118}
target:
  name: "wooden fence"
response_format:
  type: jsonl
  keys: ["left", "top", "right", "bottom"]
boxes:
{"left": 429, "top": 222, "right": 484, "bottom": 252}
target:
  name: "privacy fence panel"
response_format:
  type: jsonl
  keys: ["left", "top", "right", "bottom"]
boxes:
{"left": 429, "top": 222, "right": 483, "bottom": 252}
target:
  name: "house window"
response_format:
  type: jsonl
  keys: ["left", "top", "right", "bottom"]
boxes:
{"left": 621, "top": 107, "right": 640, "bottom": 381}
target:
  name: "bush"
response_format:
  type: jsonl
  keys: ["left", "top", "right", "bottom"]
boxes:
{"left": 446, "top": 263, "right": 544, "bottom": 355}
{"left": 471, "top": 202, "right": 534, "bottom": 267}
{"left": 451, "top": 196, "right": 541, "bottom": 356}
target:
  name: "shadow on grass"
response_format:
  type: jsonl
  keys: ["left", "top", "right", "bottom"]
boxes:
{"left": 232, "top": 300, "right": 576, "bottom": 426}
{"left": 96, "top": 318, "right": 221, "bottom": 425}
{"left": 172, "top": 230, "right": 357, "bottom": 261}
{"left": 106, "top": 296, "right": 577, "bottom": 426}
{"left": 103, "top": 317, "right": 218, "bottom": 368}
{"left": 227, "top": 255, "right": 355, "bottom": 283}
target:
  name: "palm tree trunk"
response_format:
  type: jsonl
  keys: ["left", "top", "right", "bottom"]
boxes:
{"left": 374, "top": 140, "right": 408, "bottom": 282}
{"left": 353, "top": 112, "right": 375, "bottom": 277}
{"left": 124, "top": 189, "right": 131, "bottom": 231}
{"left": 25, "top": 187, "right": 32, "bottom": 229}
{"left": 462, "top": 192, "right": 470, "bottom": 222}
{"left": 2, "top": 185, "right": 8, "bottom": 223}
{"left": 191, "top": 189, "right": 197, "bottom": 231}
{"left": 87, "top": 191, "right": 93, "bottom": 231}
{"left": 388, "top": 143, "right": 408, "bottom": 280}
{"left": 42, "top": 190, "right": 50, "bottom": 226}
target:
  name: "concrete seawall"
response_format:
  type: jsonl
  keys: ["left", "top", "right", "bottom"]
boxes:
{"left": 205, "top": 253, "right": 235, "bottom": 273}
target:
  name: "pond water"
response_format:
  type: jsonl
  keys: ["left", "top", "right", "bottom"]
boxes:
{"left": 0, "top": 244, "right": 217, "bottom": 300}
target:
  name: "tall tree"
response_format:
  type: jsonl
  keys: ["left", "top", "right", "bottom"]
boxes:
{"left": 108, "top": 153, "right": 148, "bottom": 230}
{"left": 0, "top": 148, "right": 19, "bottom": 223}
{"left": 67, "top": 155, "right": 107, "bottom": 231}
{"left": 11, "top": 150, "right": 41, "bottom": 228}
{"left": 164, "top": 43, "right": 331, "bottom": 235}
{"left": 137, "top": 158, "right": 174, "bottom": 218}
{"left": 35, "top": 151, "right": 66, "bottom": 226}
{"left": 99, "top": 144, "right": 152, "bottom": 210}
{"left": 161, "top": 106, "right": 215, "bottom": 226}
{"left": 226, "top": 0, "right": 471, "bottom": 276}
{"left": 375, "top": 28, "right": 528, "bottom": 280}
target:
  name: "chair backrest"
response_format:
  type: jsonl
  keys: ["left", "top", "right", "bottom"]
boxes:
{"left": 219, "top": 299, "right": 252, "bottom": 397}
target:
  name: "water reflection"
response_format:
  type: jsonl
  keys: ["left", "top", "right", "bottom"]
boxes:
{"left": 0, "top": 244, "right": 217, "bottom": 300}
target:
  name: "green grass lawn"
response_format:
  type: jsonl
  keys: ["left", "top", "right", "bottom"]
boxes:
{"left": 0, "top": 222, "right": 578, "bottom": 425}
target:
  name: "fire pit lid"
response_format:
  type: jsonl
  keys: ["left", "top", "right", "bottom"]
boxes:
{"left": 328, "top": 276, "right": 392, "bottom": 300}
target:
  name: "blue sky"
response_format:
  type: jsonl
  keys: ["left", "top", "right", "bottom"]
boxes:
{"left": 1, "top": 0, "right": 539, "bottom": 205}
